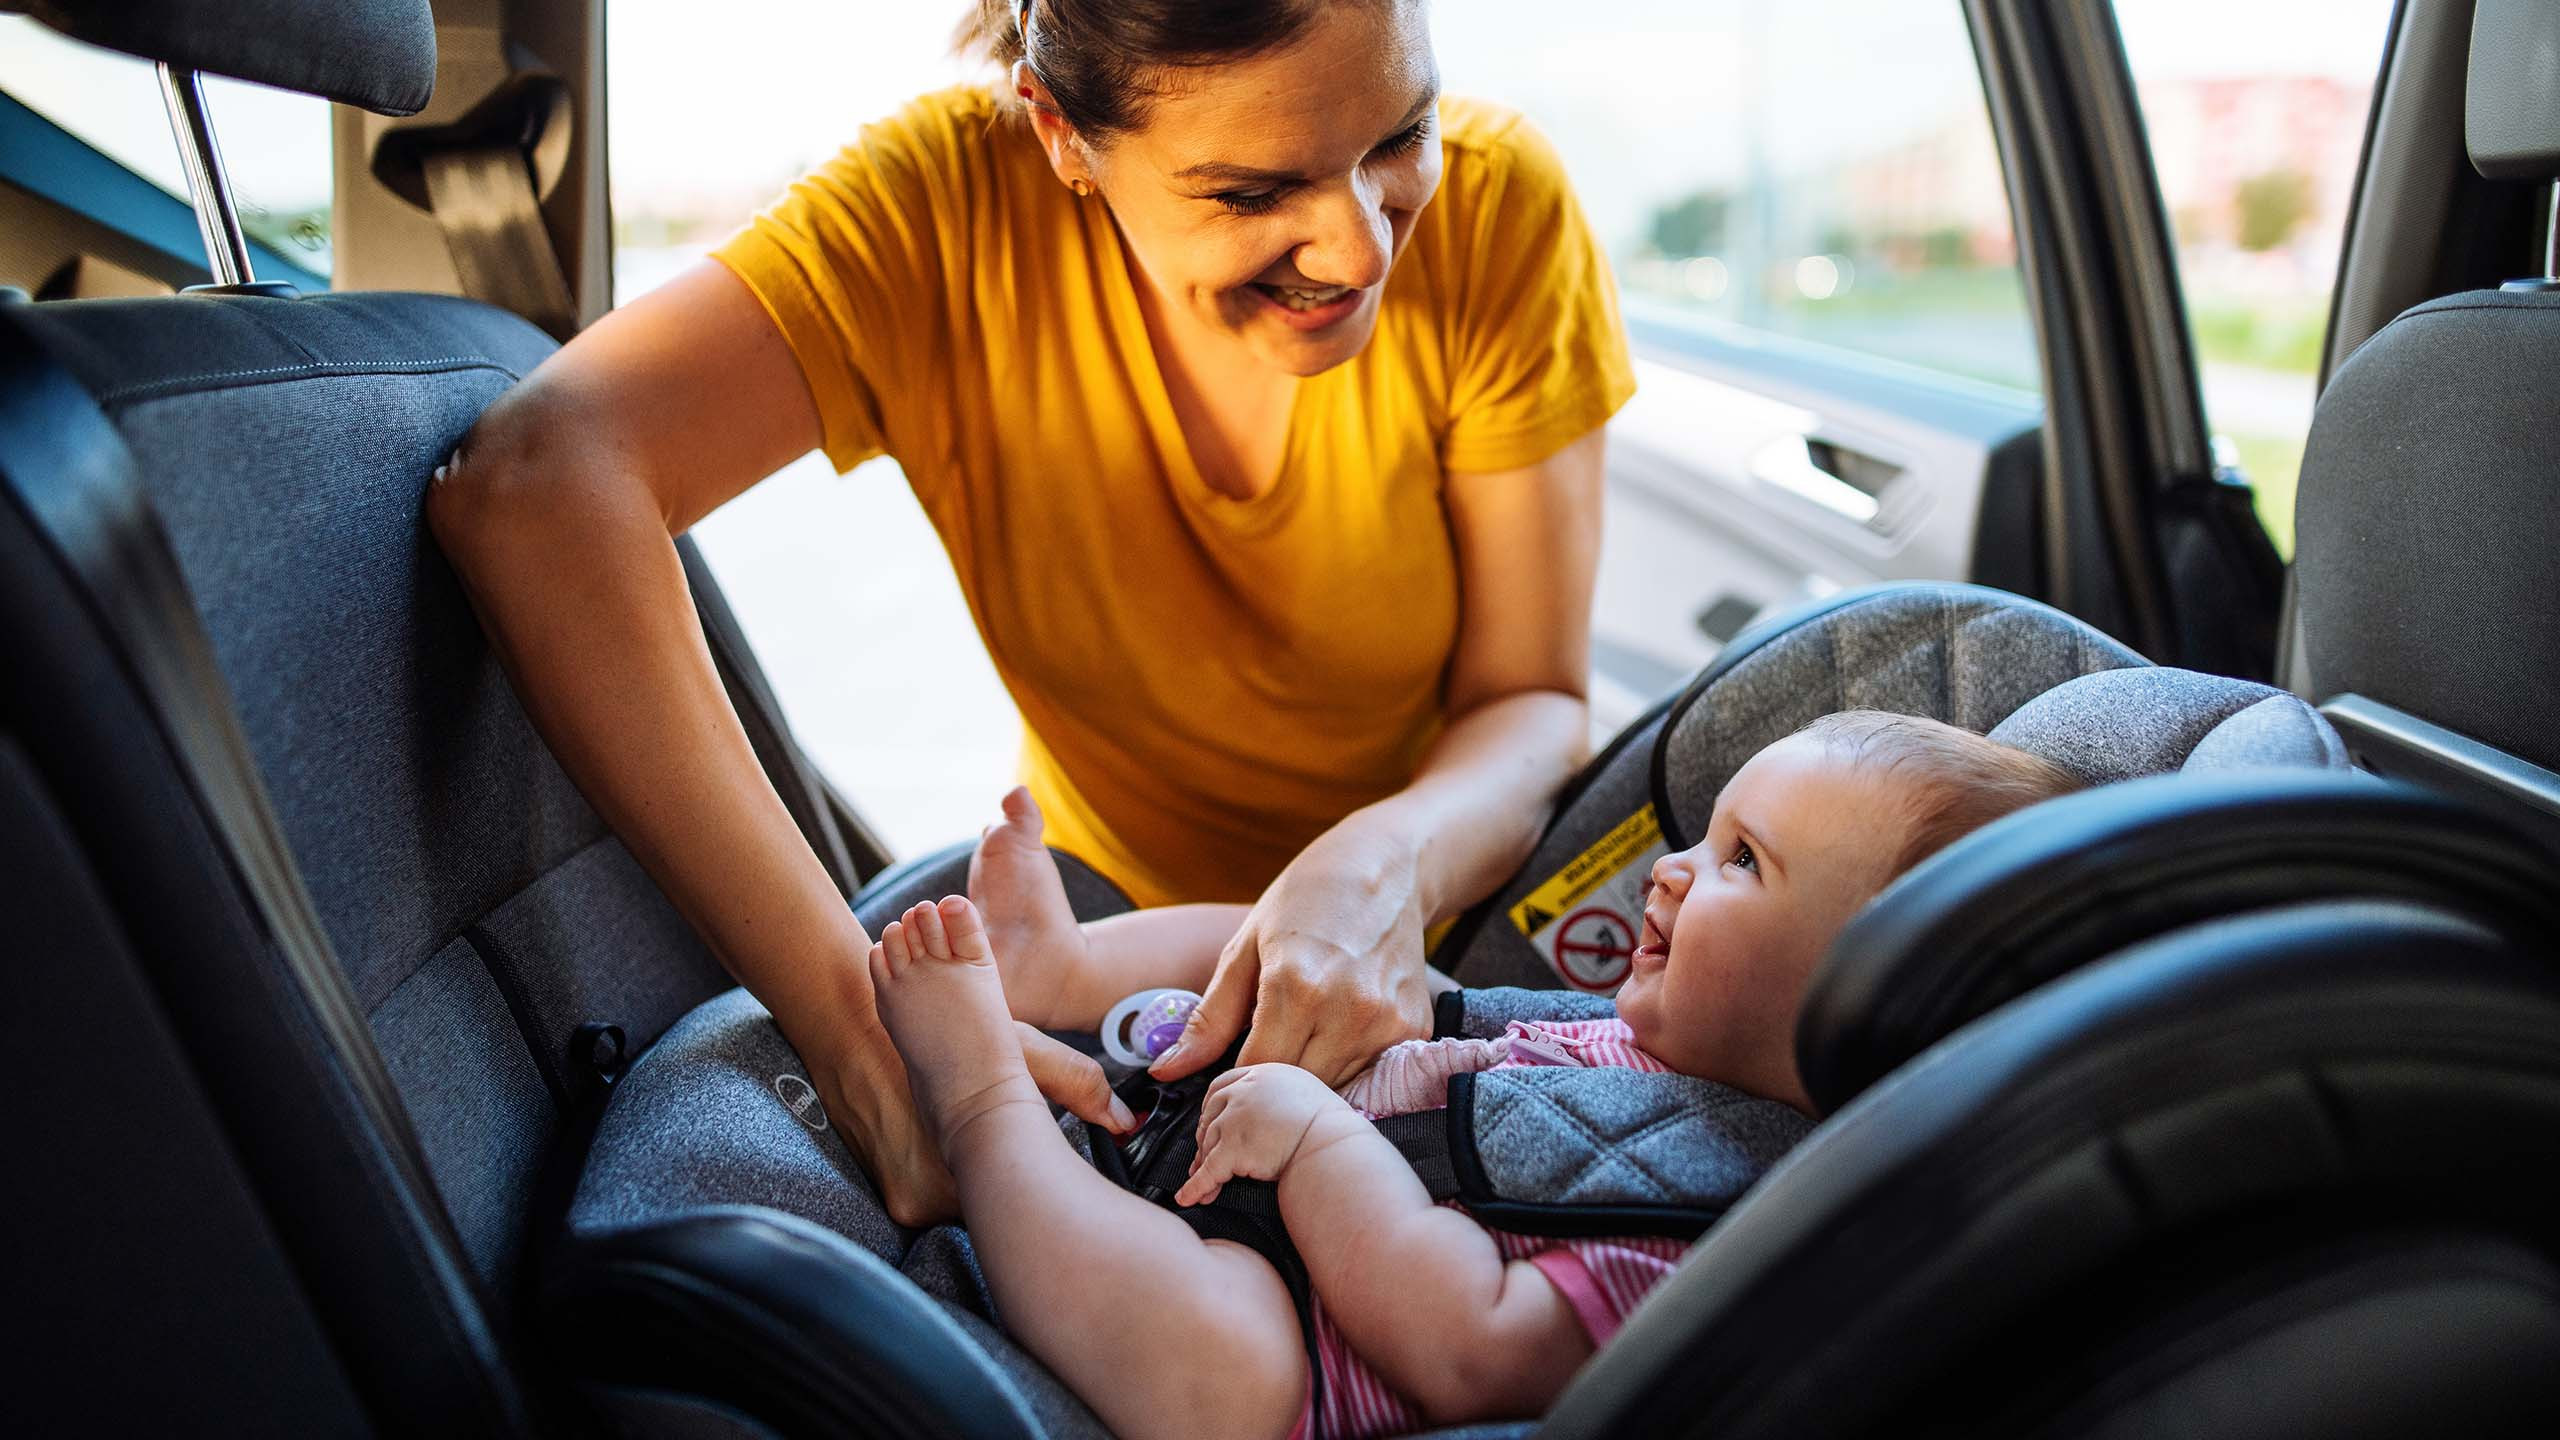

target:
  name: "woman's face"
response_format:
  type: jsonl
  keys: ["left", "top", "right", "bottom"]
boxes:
{"left": 1063, "top": 2, "right": 1443, "bottom": 377}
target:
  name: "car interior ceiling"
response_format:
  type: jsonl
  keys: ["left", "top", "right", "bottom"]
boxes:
{"left": 3, "top": 0, "right": 2558, "bottom": 1437}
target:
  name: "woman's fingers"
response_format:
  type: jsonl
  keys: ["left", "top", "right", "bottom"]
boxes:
{"left": 1015, "top": 1022, "right": 1136, "bottom": 1134}
{"left": 1233, "top": 966, "right": 1322, "bottom": 1072}
{"left": 1151, "top": 932, "right": 1260, "bottom": 1079}
{"left": 1296, "top": 981, "right": 1426, "bottom": 1088}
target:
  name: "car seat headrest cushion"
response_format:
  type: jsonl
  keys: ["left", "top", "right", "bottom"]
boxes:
{"left": 2468, "top": 0, "right": 2560, "bottom": 180}
{"left": 1653, "top": 583, "right": 2144, "bottom": 846}
{"left": 1985, "top": 667, "right": 2345, "bottom": 784}
{"left": 14, "top": 0, "right": 437, "bottom": 116}
{"left": 1795, "top": 771, "right": 2560, "bottom": 1116}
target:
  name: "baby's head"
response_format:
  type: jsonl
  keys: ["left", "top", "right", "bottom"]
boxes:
{"left": 1616, "top": 711, "right": 2084, "bottom": 1111}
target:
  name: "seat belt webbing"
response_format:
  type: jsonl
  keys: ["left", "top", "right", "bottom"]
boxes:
{"left": 420, "top": 143, "right": 577, "bottom": 342}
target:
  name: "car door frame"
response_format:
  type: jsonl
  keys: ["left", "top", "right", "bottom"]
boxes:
{"left": 1964, "top": 0, "right": 2288, "bottom": 678}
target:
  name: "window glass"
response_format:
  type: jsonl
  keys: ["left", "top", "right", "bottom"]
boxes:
{"left": 2115, "top": 0, "right": 2398, "bottom": 557}
{"left": 610, "top": 4, "right": 992, "bottom": 858}
{"left": 1442, "top": 0, "right": 2038, "bottom": 392}
{"left": 0, "top": 16, "right": 335, "bottom": 278}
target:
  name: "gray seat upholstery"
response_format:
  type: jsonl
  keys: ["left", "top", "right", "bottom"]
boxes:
{"left": 2297, "top": 288, "right": 2560, "bottom": 776}
{"left": 15, "top": 292, "right": 744, "bottom": 1291}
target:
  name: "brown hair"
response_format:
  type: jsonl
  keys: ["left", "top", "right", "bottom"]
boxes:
{"left": 1793, "top": 711, "right": 2086, "bottom": 877}
{"left": 956, "top": 0, "right": 1341, "bottom": 137}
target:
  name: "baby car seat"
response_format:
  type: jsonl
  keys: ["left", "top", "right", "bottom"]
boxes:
{"left": 556, "top": 582, "right": 2560, "bottom": 1440}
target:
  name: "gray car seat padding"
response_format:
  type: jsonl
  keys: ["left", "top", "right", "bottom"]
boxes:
{"left": 1441, "top": 582, "right": 2343, "bottom": 990}
{"left": 1798, "top": 771, "right": 2560, "bottom": 1116}
{"left": 573, "top": 984, "right": 1126, "bottom": 1438}
{"left": 0, "top": 310, "right": 532, "bottom": 1428}
{"left": 1538, "top": 899, "right": 2560, "bottom": 1440}
{"left": 1452, "top": 1067, "right": 1812, "bottom": 1232}
{"left": 12, "top": 292, "right": 759, "bottom": 1292}
{"left": 2297, "top": 289, "right": 2560, "bottom": 776}
{"left": 1652, "top": 584, "right": 2146, "bottom": 845}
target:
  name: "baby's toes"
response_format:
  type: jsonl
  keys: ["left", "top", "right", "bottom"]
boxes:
{"left": 866, "top": 940, "right": 892, "bottom": 989}
{"left": 912, "top": 900, "right": 952, "bottom": 961}
{"left": 939, "top": 895, "right": 992, "bottom": 962}
{"left": 879, "top": 919, "right": 911, "bottom": 972}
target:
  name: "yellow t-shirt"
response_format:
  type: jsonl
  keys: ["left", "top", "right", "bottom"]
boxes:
{"left": 714, "top": 85, "right": 1635, "bottom": 907}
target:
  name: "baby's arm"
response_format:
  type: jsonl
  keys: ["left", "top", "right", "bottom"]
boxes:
{"left": 1178, "top": 1066, "right": 1591, "bottom": 1425}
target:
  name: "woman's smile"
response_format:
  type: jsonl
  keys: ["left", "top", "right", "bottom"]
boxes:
{"left": 1247, "top": 280, "right": 1369, "bottom": 331}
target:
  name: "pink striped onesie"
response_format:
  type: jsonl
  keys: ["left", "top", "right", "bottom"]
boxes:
{"left": 1290, "top": 1018, "right": 1693, "bottom": 1440}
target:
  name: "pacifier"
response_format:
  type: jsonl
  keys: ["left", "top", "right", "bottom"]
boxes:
{"left": 1099, "top": 987, "right": 1202, "bottom": 1069}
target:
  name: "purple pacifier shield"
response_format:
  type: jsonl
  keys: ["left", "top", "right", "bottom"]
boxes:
{"left": 1142, "top": 1020, "right": 1188, "bottom": 1059}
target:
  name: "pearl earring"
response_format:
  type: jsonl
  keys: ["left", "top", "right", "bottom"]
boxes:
{"left": 1070, "top": 179, "right": 1092, "bottom": 198}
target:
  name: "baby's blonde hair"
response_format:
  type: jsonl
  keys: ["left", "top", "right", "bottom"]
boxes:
{"left": 1793, "top": 711, "right": 2085, "bottom": 877}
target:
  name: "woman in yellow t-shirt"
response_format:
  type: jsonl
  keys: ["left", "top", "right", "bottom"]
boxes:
{"left": 431, "top": 0, "right": 1634, "bottom": 1226}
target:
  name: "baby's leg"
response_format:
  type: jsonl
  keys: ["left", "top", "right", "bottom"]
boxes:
{"left": 870, "top": 896, "right": 1305, "bottom": 1440}
{"left": 970, "top": 787, "right": 1247, "bottom": 1030}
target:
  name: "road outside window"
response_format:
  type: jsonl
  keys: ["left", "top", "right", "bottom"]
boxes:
{"left": 2115, "top": 0, "right": 2397, "bottom": 557}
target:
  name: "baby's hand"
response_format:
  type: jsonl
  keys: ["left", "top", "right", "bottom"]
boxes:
{"left": 1175, "top": 1064, "right": 1355, "bottom": 1208}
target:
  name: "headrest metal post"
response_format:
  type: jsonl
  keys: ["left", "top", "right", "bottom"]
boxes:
{"left": 155, "top": 64, "right": 256, "bottom": 288}
{"left": 2545, "top": 183, "right": 2559, "bottom": 284}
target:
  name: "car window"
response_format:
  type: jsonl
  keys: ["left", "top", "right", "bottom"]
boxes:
{"left": 2114, "top": 0, "right": 2398, "bottom": 558}
{"left": 610, "top": 5, "right": 995, "bottom": 858}
{"left": 1442, "top": 0, "right": 2040, "bottom": 394}
{"left": 0, "top": 15, "right": 335, "bottom": 280}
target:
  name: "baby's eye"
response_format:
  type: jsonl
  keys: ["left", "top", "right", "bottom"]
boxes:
{"left": 1726, "top": 839, "right": 1756, "bottom": 874}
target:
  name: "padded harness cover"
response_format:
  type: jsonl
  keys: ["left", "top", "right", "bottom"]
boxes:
{"left": 1105, "top": 988, "right": 1810, "bottom": 1246}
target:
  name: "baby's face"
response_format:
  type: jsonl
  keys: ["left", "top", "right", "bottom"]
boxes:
{"left": 1616, "top": 735, "right": 1910, "bottom": 1110}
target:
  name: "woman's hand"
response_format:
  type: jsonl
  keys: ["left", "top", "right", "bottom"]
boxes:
{"left": 811, "top": 1014, "right": 1137, "bottom": 1228}
{"left": 1150, "top": 821, "right": 1435, "bottom": 1088}
{"left": 1176, "top": 1063, "right": 1363, "bottom": 1207}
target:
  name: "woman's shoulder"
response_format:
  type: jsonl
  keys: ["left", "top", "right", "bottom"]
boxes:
{"left": 834, "top": 82, "right": 1021, "bottom": 183}
{"left": 1431, "top": 94, "right": 1575, "bottom": 213}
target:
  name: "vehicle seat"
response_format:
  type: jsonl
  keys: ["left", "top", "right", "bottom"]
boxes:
{"left": 2293, "top": 0, "right": 2560, "bottom": 848}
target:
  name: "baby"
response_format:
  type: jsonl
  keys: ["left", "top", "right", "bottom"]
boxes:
{"left": 867, "top": 711, "right": 2082, "bottom": 1440}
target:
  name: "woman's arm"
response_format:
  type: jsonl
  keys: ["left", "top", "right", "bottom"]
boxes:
{"left": 428, "top": 259, "right": 1116, "bottom": 1225}
{"left": 1153, "top": 430, "right": 1606, "bottom": 1084}
{"left": 1180, "top": 1066, "right": 1593, "bottom": 1424}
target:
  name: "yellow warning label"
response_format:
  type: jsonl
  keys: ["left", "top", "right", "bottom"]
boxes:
{"left": 1508, "top": 806, "right": 1664, "bottom": 938}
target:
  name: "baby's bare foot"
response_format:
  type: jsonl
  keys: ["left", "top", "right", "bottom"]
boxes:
{"left": 869, "top": 896, "right": 1044, "bottom": 1151}
{"left": 967, "top": 786, "right": 1090, "bottom": 1029}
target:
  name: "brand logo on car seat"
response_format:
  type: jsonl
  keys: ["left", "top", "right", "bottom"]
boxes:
{"left": 773, "top": 1073, "right": 829, "bottom": 1131}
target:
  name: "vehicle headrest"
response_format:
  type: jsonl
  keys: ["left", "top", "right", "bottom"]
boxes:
{"left": 2295, "top": 289, "right": 2560, "bottom": 775}
{"left": 2467, "top": 0, "right": 2560, "bottom": 179}
{"left": 1796, "top": 770, "right": 2560, "bottom": 1116}
{"left": 10, "top": 0, "right": 436, "bottom": 116}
